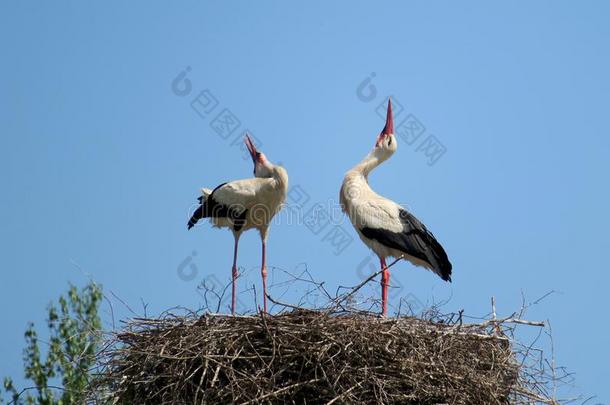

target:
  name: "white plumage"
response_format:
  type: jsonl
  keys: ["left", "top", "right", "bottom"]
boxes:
{"left": 188, "top": 135, "right": 288, "bottom": 314}
{"left": 340, "top": 99, "right": 452, "bottom": 316}
{"left": 204, "top": 177, "right": 286, "bottom": 237}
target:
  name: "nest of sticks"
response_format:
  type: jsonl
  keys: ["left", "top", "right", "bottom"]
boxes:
{"left": 90, "top": 307, "right": 559, "bottom": 405}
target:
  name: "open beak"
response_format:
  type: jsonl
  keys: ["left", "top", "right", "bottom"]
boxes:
{"left": 376, "top": 98, "right": 394, "bottom": 146}
{"left": 244, "top": 133, "right": 259, "bottom": 164}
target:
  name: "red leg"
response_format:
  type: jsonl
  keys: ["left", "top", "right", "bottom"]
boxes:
{"left": 261, "top": 239, "right": 268, "bottom": 313}
{"left": 231, "top": 237, "right": 239, "bottom": 315}
{"left": 380, "top": 257, "right": 389, "bottom": 317}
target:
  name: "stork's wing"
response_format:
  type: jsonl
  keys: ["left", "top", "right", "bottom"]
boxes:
{"left": 211, "top": 180, "right": 261, "bottom": 211}
{"left": 197, "top": 188, "right": 212, "bottom": 204}
{"left": 355, "top": 200, "right": 452, "bottom": 281}
{"left": 187, "top": 178, "right": 271, "bottom": 231}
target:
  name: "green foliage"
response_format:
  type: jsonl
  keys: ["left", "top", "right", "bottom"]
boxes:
{"left": 4, "top": 282, "right": 102, "bottom": 405}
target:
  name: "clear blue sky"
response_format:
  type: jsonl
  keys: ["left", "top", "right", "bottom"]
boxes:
{"left": 1, "top": 1, "right": 609, "bottom": 402}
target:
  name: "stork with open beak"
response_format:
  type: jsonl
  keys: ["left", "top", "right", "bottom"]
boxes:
{"left": 340, "top": 99, "right": 452, "bottom": 316}
{"left": 188, "top": 134, "right": 288, "bottom": 314}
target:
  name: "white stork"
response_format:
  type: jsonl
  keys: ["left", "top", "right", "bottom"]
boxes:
{"left": 340, "top": 99, "right": 452, "bottom": 316}
{"left": 188, "top": 134, "right": 288, "bottom": 314}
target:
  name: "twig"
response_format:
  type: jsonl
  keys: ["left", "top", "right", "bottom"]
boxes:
{"left": 239, "top": 379, "right": 321, "bottom": 404}
{"left": 332, "top": 256, "right": 404, "bottom": 310}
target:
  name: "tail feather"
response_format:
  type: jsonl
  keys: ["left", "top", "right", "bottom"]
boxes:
{"left": 427, "top": 235, "right": 452, "bottom": 282}
{"left": 411, "top": 227, "right": 452, "bottom": 282}
{"left": 187, "top": 205, "right": 204, "bottom": 230}
{"left": 186, "top": 185, "right": 225, "bottom": 230}
{"left": 188, "top": 189, "right": 211, "bottom": 230}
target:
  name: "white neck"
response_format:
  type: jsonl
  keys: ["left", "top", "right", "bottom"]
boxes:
{"left": 270, "top": 165, "right": 289, "bottom": 192}
{"left": 350, "top": 149, "right": 390, "bottom": 178}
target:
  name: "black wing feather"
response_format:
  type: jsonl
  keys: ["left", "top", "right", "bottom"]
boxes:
{"left": 187, "top": 182, "right": 247, "bottom": 232}
{"left": 187, "top": 205, "right": 203, "bottom": 230}
{"left": 360, "top": 209, "right": 452, "bottom": 281}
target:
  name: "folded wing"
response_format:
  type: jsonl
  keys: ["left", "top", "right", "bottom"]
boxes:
{"left": 187, "top": 178, "right": 270, "bottom": 231}
{"left": 355, "top": 200, "right": 452, "bottom": 281}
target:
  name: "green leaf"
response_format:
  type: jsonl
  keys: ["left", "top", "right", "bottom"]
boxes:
{"left": 3, "top": 281, "right": 103, "bottom": 405}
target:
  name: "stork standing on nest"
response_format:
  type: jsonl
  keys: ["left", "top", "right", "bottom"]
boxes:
{"left": 340, "top": 99, "right": 452, "bottom": 316}
{"left": 188, "top": 135, "right": 288, "bottom": 315}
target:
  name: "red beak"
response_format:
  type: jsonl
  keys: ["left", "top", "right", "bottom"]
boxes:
{"left": 244, "top": 133, "right": 258, "bottom": 163}
{"left": 376, "top": 98, "right": 394, "bottom": 146}
{"left": 382, "top": 98, "right": 394, "bottom": 135}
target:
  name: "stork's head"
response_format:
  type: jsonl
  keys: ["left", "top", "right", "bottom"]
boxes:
{"left": 373, "top": 98, "right": 397, "bottom": 159}
{"left": 244, "top": 133, "right": 274, "bottom": 177}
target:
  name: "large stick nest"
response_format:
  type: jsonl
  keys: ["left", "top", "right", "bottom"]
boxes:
{"left": 91, "top": 309, "right": 546, "bottom": 404}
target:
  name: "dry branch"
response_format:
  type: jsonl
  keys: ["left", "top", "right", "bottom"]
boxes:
{"left": 89, "top": 308, "right": 559, "bottom": 404}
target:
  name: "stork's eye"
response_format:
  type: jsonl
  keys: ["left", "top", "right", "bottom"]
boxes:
{"left": 387, "top": 137, "right": 392, "bottom": 146}
{"left": 256, "top": 152, "right": 261, "bottom": 159}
